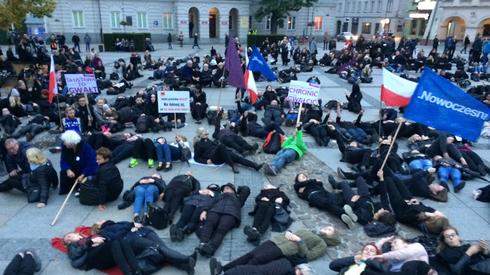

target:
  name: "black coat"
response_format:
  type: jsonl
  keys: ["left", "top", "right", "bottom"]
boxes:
{"left": 93, "top": 162, "right": 123, "bottom": 204}
{"left": 4, "top": 142, "right": 31, "bottom": 174}
{"left": 184, "top": 191, "right": 220, "bottom": 208}
{"left": 27, "top": 161, "right": 58, "bottom": 204}
{"left": 193, "top": 138, "right": 218, "bottom": 164}
{"left": 251, "top": 188, "right": 290, "bottom": 214}
{"left": 166, "top": 175, "right": 200, "bottom": 194}
{"left": 207, "top": 186, "right": 250, "bottom": 225}
{"left": 329, "top": 256, "right": 387, "bottom": 274}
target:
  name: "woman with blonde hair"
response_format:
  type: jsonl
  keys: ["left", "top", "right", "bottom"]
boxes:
{"left": 25, "top": 147, "right": 58, "bottom": 207}
{"left": 7, "top": 89, "right": 27, "bottom": 117}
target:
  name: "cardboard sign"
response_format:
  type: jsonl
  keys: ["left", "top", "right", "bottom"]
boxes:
{"left": 157, "top": 90, "right": 191, "bottom": 113}
{"left": 286, "top": 80, "right": 320, "bottom": 105}
{"left": 64, "top": 74, "right": 98, "bottom": 95}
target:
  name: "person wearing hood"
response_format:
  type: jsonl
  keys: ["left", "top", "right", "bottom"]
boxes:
{"left": 210, "top": 226, "right": 340, "bottom": 275}
{"left": 196, "top": 183, "right": 250, "bottom": 257}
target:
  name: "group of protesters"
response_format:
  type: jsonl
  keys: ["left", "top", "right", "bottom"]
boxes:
{"left": 1, "top": 29, "right": 490, "bottom": 275}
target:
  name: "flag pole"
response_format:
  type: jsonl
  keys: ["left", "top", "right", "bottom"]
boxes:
{"left": 379, "top": 120, "right": 403, "bottom": 172}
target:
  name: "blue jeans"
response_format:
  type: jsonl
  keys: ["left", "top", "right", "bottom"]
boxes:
{"left": 133, "top": 184, "right": 159, "bottom": 214}
{"left": 155, "top": 143, "right": 181, "bottom": 163}
{"left": 438, "top": 166, "right": 462, "bottom": 187}
{"left": 409, "top": 159, "right": 433, "bottom": 171}
{"left": 347, "top": 128, "right": 367, "bottom": 142}
{"left": 271, "top": 149, "right": 297, "bottom": 172}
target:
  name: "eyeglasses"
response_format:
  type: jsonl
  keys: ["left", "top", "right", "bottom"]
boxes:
{"left": 444, "top": 233, "right": 457, "bottom": 239}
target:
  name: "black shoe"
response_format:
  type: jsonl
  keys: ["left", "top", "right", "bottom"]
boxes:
{"left": 24, "top": 249, "right": 42, "bottom": 272}
{"left": 210, "top": 257, "right": 223, "bottom": 275}
{"left": 477, "top": 165, "right": 487, "bottom": 176}
{"left": 134, "top": 215, "right": 142, "bottom": 224}
{"left": 244, "top": 225, "right": 260, "bottom": 241}
{"left": 232, "top": 167, "right": 240, "bottom": 174}
{"left": 337, "top": 167, "right": 346, "bottom": 179}
{"left": 454, "top": 181, "right": 466, "bottom": 193}
{"left": 156, "top": 163, "right": 164, "bottom": 171}
{"left": 170, "top": 224, "right": 179, "bottom": 242}
{"left": 254, "top": 163, "right": 264, "bottom": 171}
{"left": 164, "top": 162, "right": 172, "bottom": 172}
{"left": 184, "top": 252, "right": 197, "bottom": 275}
{"left": 198, "top": 243, "right": 215, "bottom": 257}
{"left": 328, "top": 175, "right": 341, "bottom": 190}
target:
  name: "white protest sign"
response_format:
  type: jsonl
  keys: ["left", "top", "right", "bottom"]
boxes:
{"left": 64, "top": 74, "right": 99, "bottom": 94}
{"left": 157, "top": 90, "right": 191, "bottom": 113}
{"left": 286, "top": 80, "right": 320, "bottom": 105}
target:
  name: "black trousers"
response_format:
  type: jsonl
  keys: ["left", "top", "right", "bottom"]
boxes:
{"left": 111, "top": 239, "right": 138, "bottom": 275}
{"left": 211, "top": 144, "right": 258, "bottom": 169}
{"left": 0, "top": 175, "right": 25, "bottom": 193}
{"left": 11, "top": 124, "right": 46, "bottom": 139}
{"left": 3, "top": 254, "right": 36, "bottom": 275}
{"left": 130, "top": 232, "right": 189, "bottom": 266}
{"left": 221, "top": 135, "right": 254, "bottom": 154}
{"left": 336, "top": 131, "right": 371, "bottom": 166}
{"left": 176, "top": 204, "right": 202, "bottom": 233}
{"left": 385, "top": 177, "right": 413, "bottom": 218}
{"left": 249, "top": 123, "right": 284, "bottom": 138}
{"left": 84, "top": 242, "right": 116, "bottom": 270}
{"left": 308, "top": 191, "right": 344, "bottom": 218}
{"left": 199, "top": 212, "right": 237, "bottom": 251}
{"left": 340, "top": 176, "right": 371, "bottom": 206}
{"left": 252, "top": 202, "right": 276, "bottom": 234}
{"left": 223, "top": 240, "right": 283, "bottom": 271}
{"left": 132, "top": 138, "right": 156, "bottom": 160}
{"left": 59, "top": 169, "right": 81, "bottom": 195}
{"left": 111, "top": 142, "right": 135, "bottom": 164}
{"left": 191, "top": 103, "right": 207, "bottom": 120}
{"left": 86, "top": 133, "right": 122, "bottom": 150}
{"left": 225, "top": 257, "right": 294, "bottom": 275}
{"left": 163, "top": 186, "right": 192, "bottom": 221}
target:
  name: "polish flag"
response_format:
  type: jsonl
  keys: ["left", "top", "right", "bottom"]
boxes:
{"left": 381, "top": 68, "right": 417, "bottom": 107}
{"left": 48, "top": 54, "right": 58, "bottom": 103}
{"left": 244, "top": 54, "right": 258, "bottom": 104}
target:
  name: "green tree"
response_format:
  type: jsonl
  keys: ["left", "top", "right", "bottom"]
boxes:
{"left": 255, "top": 0, "right": 318, "bottom": 34}
{"left": 0, "top": 0, "right": 56, "bottom": 30}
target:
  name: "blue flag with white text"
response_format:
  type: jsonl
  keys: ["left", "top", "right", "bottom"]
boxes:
{"left": 404, "top": 68, "right": 490, "bottom": 142}
{"left": 248, "top": 47, "right": 277, "bottom": 81}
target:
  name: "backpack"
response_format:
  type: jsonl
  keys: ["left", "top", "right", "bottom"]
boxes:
{"left": 110, "top": 72, "right": 120, "bottom": 80}
{"left": 263, "top": 131, "right": 284, "bottom": 154}
{"left": 271, "top": 204, "right": 293, "bottom": 232}
{"left": 147, "top": 203, "right": 168, "bottom": 230}
{"left": 135, "top": 116, "right": 149, "bottom": 133}
{"left": 79, "top": 183, "right": 101, "bottom": 206}
{"left": 206, "top": 110, "right": 219, "bottom": 125}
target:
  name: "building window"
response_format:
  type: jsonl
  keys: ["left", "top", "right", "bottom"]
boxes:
{"left": 362, "top": 22, "right": 372, "bottom": 34}
{"left": 358, "top": 2, "right": 362, "bottom": 12}
{"left": 377, "top": 0, "right": 382, "bottom": 12}
{"left": 371, "top": 1, "right": 375, "bottom": 12}
{"left": 387, "top": 0, "right": 393, "bottom": 12}
{"left": 266, "top": 16, "right": 271, "bottom": 30}
{"left": 364, "top": 1, "right": 368, "bottom": 12}
{"left": 346, "top": 2, "right": 350, "bottom": 12}
{"left": 287, "top": 16, "right": 296, "bottom": 30}
{"left": 111, "top": 11, "right": 121, "bottom": 28}
{"left": 72, "top": 11, "right": 84, "bottom": 28}
{"left": 314, "top": 16, "right": 323, "bottom": 31}
{"left": 419, "top": 20, "right": 427, "bottom": 36}
{"left": 162, "top": 13, "right": 173, "bottom": 29}
{"left": 375, "top": 23, "right": 380, "bottom": 34}
{"left": 137, "top": 12, "right": 147, "bottom": 28}
{"left": 352, "top": 21, "right": 359, "bottom": 34}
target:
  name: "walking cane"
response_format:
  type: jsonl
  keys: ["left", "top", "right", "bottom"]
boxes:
{"left": 51, "top": 179, "right": 79, "bottom": 226}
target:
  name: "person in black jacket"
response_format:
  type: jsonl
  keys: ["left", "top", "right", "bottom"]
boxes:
{"left": 294, "top": 173, "right": 358, "bottom": 229}
{"left": 345, "top": 84, "right": 363, "bottom": 114}
{"left": 158, "top": 172, "right": 200, "bottom": 228}
{"left": 0, "top": 138, "right": 31, "bottom": 193}
{"left": 244, "top": 183, "right": 290, "bottom": 245}
{"left": 329, "top": 243, "right": 385, "bottom": 274}
{"left": 436, "top": 226, "right": 490, "bottom": 275}
{"left": 213, "top": 116, "right": 258, "bottom": 156}
{"left": 190, "top": 85, "right": 208, "bottom": 123}
{"left": 197, "top": 183, "right": 250, "bottom": 257}
{"left": 25, "top": 147, "right": 58, "bottom": 208}
{"left": 0, "top": 108, "right": 21, "bottom": 135}
{"left": 193, "top": 128, "right": 262, "bottom": 174}
{"left": 3, "top": 249, "right": 41, "bottom": 275}
{"left": 170, "top": 184, "right": 221, "bottom": 242}
{"left": 90, "top": 147, "right": 123, "bottom": 211}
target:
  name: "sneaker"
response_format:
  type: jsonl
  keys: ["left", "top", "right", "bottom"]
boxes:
{"left": 473, "top": 189, "right": 482, "bottom": 200}
{"left": 129, "top": 158, "right": 139, "bottom": 168}
{"left": 454, "top": 181, "right": 466, "bottom": 193}
{"left": 148, "top": 159, "right": 155, "bottom": 168}
{"left": 341, "top": 214, "right": 355, "bottom": 229}
{"left": 210, "top": 257, "right": 223, "bottom": 275}
{"left": 24, "top": 249, "right": 42, "bottom": 272}
{"left": 263, "top": 164, "right": 277, "bottom": 176}
{"left": 343, "top": 205, "right": 358, "bottom": 222}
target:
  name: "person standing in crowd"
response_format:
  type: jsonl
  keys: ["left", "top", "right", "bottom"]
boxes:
{"left": 323, "top": 31, "right": 329, "bottom": 50}
{"left": 193, "top": 33, "right": 200, "bottom": 49}
{"left": 178, "top": 31, "right": 184, "bottom": 47}
{"left": 168, "top": 33, "right": 173, "bottom": 49}
{"left": 433, "top": 36, "right": 439, "bottom": 52}
{"left": 461, "top": 35, "right": 470, "bottom": 54}
{"left": 84, "top": 33, "right": 91, "bottom": 52}
{"left": 72, "top": 33, "right": 80, "bottom": 52}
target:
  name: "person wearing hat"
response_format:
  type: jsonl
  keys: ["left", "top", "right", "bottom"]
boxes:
{"left": 244, "top": 183, "right": 291, "bottom": 245}
{"left": 197, "top": 183, "right": 250, "bottom": 257}
{"left": 170, "top": 183, "right": 221, "bottom": 242}
{"left": 210, "top": 226, "right": 340, "bottom": 275}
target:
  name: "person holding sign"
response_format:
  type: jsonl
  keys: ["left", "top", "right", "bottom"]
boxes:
{"left": 263, "top": 123, "right": 307, "bottom": 176}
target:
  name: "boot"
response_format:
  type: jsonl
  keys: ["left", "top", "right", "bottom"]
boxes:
{"left": 328, "top": 175, "right": 341, "bottom": 190}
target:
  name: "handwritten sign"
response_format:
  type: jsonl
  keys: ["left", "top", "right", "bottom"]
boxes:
{"left": 64, "top": 74, "right": 98, "bottom": 95}
{"left": 157, "top": 90, "right": 191, "bottom": 113}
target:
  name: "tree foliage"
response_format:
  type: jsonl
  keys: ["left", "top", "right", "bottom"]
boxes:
{"left": 254, "top": 0, "right": 318, "bottom": 34}
{"left": 0, "top": 0, "right": 56, "bottom": 30}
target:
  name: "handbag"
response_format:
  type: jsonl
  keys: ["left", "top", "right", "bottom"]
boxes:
{"left": 147, "top": 203, "right": 169, "bottom": 230}
{"left": 271, "top": 204, "right": 293, "bottom": 232}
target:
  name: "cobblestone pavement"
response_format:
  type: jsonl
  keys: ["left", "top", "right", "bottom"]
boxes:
{"left": 0, "top": 43, "right": 489, "bottom": 274}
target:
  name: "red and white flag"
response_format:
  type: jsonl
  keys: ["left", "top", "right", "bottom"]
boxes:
{"left": 48, "top": 54, "right": 58, "bottom": 103}
{"left": 244, "top": 54, "right": 258, "bottom": 104}
{"left": 381, "top": 68, "right": 417, "bottom": 107}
